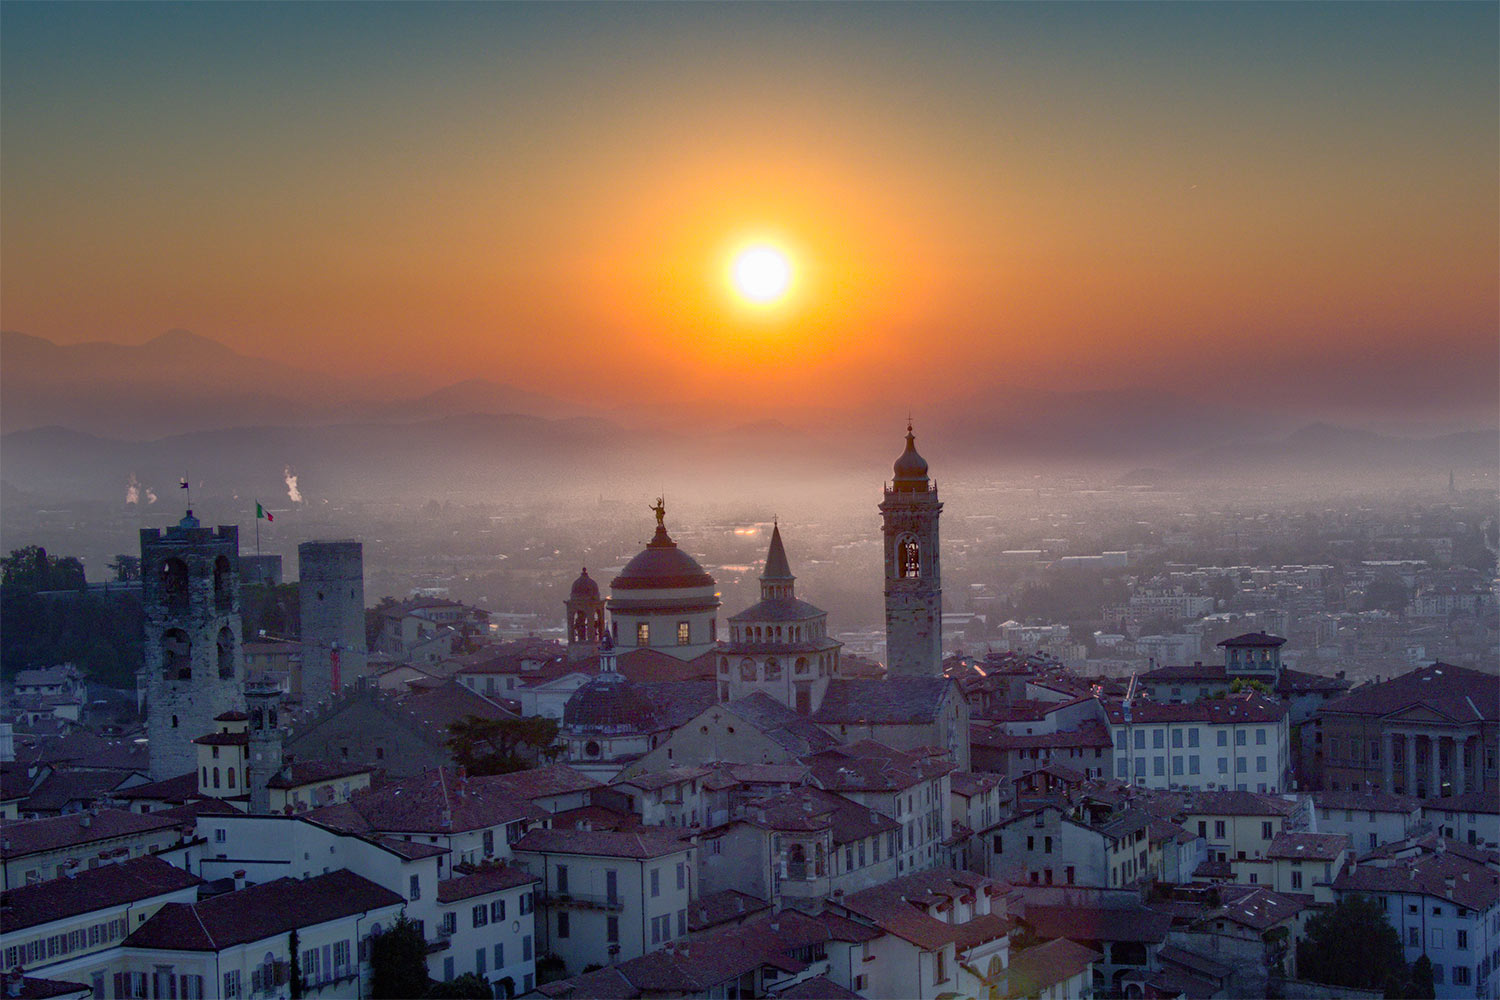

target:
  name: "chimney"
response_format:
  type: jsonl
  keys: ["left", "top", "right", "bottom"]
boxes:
{"left": 233, "top": 869, "right": 246, "bottom": 890}
{"left": 79, "top": 813, "right": 91, "bottom": 829}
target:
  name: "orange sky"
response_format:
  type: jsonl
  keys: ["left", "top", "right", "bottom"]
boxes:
{"left": 2, "top": 4, "right": 1496, "bottom": 423}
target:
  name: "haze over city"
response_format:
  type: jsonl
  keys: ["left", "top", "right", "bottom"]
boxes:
{"left": 0, "top": 5, "right": 1497, "bottom": 1000}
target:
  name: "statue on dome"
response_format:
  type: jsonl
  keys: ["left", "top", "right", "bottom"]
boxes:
{"left": 651, "top": 497, "right": 666, "bottom": 529}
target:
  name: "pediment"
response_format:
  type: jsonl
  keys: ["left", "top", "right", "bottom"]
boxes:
{"left": 1383, "top": 702, "right": 1459, "bottom": 725}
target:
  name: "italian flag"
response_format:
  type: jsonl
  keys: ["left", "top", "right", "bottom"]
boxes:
{"left": 256, "top": 502, "right": 273, "bottom": 523}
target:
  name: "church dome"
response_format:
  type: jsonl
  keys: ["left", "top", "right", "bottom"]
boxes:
{"left": 611, "top": 507, "right": 715, "bottom": 591}
{"left": 893, "top": 424, "right": 929, "bottom": 485}
{"left": 563, "top": 675, "right": 659, "bottom": 732}
{"left": 569, "top": 567, "right": 600, "bottom": 600}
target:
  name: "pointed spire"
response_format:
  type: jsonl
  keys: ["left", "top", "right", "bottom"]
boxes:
{"left": 763, "top": 522, "right": 794, "bottom": 581}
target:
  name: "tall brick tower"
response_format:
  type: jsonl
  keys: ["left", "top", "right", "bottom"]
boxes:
{"left": 880, "top": 424, "right": 943, "bottom": 676}
{"left": 298, "top": 540, "right": 367, "bottom": 709}
{"left": 142, "top": 512, "right": 246, "bottom": 779}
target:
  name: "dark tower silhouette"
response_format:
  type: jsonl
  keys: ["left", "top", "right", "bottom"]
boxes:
{"left": 245, "top": 677, "right": 284, "bottom": 815}
{"left": 880, "top": 424, "right": 943, "bottom": 676}
{"left": 141, "top": 512, "right": 246, "bottom": 779}
{"left": 565, "top": 567, "right": 606, "bottom": 661}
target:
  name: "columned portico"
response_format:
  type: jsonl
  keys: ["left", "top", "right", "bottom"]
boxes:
{"left": 1453, "top": 735, "right": 1466, "bottom": 796}
{"left": 1382, "top": 732, "right": 1394, "bottom": 791}
{"left": 1428, "top": 735, "right": 1441, "bottom": 799}
{"left": 1405, "top": 733, "right": 1418, "bottom": 794}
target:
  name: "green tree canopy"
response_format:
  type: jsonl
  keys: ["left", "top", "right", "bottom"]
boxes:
{"left": 425, "top": 974, "right": 493, "bottom": 999}
{"left": 1, "top": 545, "right": 85, "bottom": 592}
{"left": 447, "top": 715, "right": 561, "bottom": 775}
{"left": 1295, "top": 895, "right": 1409, "bottom": 996}
{"left": 369, "top": 915, "right": 431, "bottom": 1000}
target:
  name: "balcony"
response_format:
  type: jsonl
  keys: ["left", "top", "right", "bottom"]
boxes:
{"left": 538, "top": 889, "right": 623, "bottom": 911}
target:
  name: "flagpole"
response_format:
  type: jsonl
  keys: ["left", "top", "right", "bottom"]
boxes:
{"left": 256, "top": 508, "right": 261, "bottom": 558}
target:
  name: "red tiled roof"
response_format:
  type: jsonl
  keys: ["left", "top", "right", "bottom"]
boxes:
{"left": 436, "top": 862, "right": 537, "bottom": 902}
{"left": 971, "top": 721, "right": 1114, "bottom": 751}
{"left": 839, "top": 869, "right": 1010, "bottom": 951}
{"left": 1180, "top": 790, "right": 1298, "bottom": 817}
{"left": 0, "top": 856, "right": 201, "bottom": 931}
{"left": 686, "top": 889, "right": 771, "bottom": 932}
{"left": 1266, "top": 832, "right": 1350, "bottom": 861}
{"left": 0, "top": 808, "right": 184, "bottom": 858}
{"left": 1105, "top": 692, "right": 1286, "bottom": 725}
{"left": 1322, "top": 663, "right": 1497, "bottom": 722}
{"left": 123, "top": 870, "right": 403, "bottom": 950}
{"left": 1004, "top": 938, "right": 1099, "bottom": 998}
{"left": 1335, "top": 852, "right": 1500, "bottom": 910}
{"left": 512, "top": 828, "right": 692, "bottom": 860}
{"left": 303, "top": 766, "right": 539, "bottom": 835}
{"left": 1204, "top": 884, "right": 1307, "bottom": 930}
{"left": 1022, "top": 903, "right": 1172, "bottom": 944}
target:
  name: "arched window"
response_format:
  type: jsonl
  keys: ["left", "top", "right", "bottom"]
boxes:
{"left": 227, "top": 768, "right": 236, "bottom": 788}
{"left": 815, "top": 843, "right": 826, "bottom": 876}
{"left": 739, "top": 658, "right": 757, "bottom": 681}
{"left": 160, "top": 557, "right": 189, "bottom": 610}
{"left": 212, "top": 767, "right": 221, "bottom": 788}
{"left": 719, "top": 657, "right": 730, "bottom": 675}
{"left": 163, "top": 629, "right": 191, "bottom": 681}
{"left": 795, "top": 657, "right": 810, "bottom": 675}
{"left": 217, "top": 627, "right": 235, "bottom": 680}
{"left": 213, "top": 555, "right": 232, "bottom": 610}
{"left": 898, "top": 536, "right": 921, "bottom": 578}
{"left": 572, "top": 610, "right": 587, "bottom": 643}
{"left": 764, "top": 658, "right": 782, "bottom": 681}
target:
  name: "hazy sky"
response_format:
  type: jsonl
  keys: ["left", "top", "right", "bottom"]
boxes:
{"left": 3, "top": 2, "right": 1496, "bottom": 424}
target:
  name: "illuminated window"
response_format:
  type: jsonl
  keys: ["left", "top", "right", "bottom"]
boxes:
{"left": 637, "top": 623, "right": 650, "bottom": 646}
{"left": 898, "top": 537, "right": 921, "bottom": 578}
{"left": 677, "top": 621, "right": 690, "bottom": 645}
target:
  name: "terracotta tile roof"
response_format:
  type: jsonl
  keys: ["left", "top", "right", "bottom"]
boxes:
{"left": 303, "top": 766, "right": 539, "bottom": 835}
{"left": 534, "top": 967, "right": 639, "bottom": 999}
{"left": 1021, "top": 903, "right": 1172, "bottom": 944}
{"left": 1203, "top": 884, "right": 1307, "bottom": 930}
{"left": 1276, "top": 667, "right": 1351, "bottom": 695}
{"left": 686, "top": 889, "right": 771, "bottom": 932}
{"left": 950, "top": 772, "right": 1003, "bottom": 798}
{"left": 113, "top": 771, "right": 200, "bottom": 803}
{"left": 1157, "top": 944, "right": 1232, "bottom": 980}
{"left": 1140, "top": 664, "right": 1228, "bottom": 683}
{"left": 771, "top": 976, "right": 864, "bottom": 999}
{"left": 1357, "top": 833, "right": 1500, "bottom": 868}
{"left": 265, "top": 759, "right": 373, "bottom": 788}
{"left": 812, "top": 677, "right": 956, "bottom": 725}
{"left": 839, "top": 869, "right": 1010, "bottom": 951}
{"left": 0, "top": 808, "right": 184, "bottom": 859}
{"left": 971, "top": 721, "right": 1113, "bottom": 750}
{"left": 436, "top": 862, "right": 537, "bottom": 902}
{"left": 1181, "top": 790, "right": 1298, "bottom": 817}
{"left": 1311, "top": 790, "right": 1420, "bottom": 813}
{"left": 802, "top": 742, "right": 952, "bottom": 793}
{"left": 1218, "top": 632, "right": 1287, "bottom": 648}
{"left": 22, "top": 769, "right": 141, "bottom": 813}
{"left": 547, "top": 804, "right": 641, "bottom": 832}
{"left": 607, "top": 910, "right": 842, "bottom": 993}
{"left": 1321, "top": 662, "right": 1498, "bottom": 722}
{"left": 191, "top": 731, "right": 248, "bottom": 746}
{"left": 1004, "top": 938, "right": 1100, "bottom": 998}
{"left": 612, "top": 766, "right": 710, "bottom": 792}
{"left": 723, "top": 693, "right": 840, "bottom": 754}
{"left": 1, "top": 975, "right": 92, "bottom": 1000}
{"left": 1335, "top": 852, "right": 1500, "bottom": 910}
{"left": 487, "top": 763, "right": 602, "bottom": 801}
{"left": 1423, "top": 790, "right": 1500, "bottom": 815}
{"left": 124, "top": 869, "right": 403, "bottom": 951}
{"left": 1266, "top": 832, "right": 1349, "bottom": 861}
{"left": 1105, "top": 692, "right": 1287, "bottom": 725}
{"left": 512, "top": 828, "right": 693, "bottom": 860}
{"left": 0, "top": 856, "right": 201, "bottom": 931}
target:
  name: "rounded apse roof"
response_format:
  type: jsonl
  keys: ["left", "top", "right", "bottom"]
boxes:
{"left": 569, "top": 567, "right": 600, "bottom": 600}
{"left": 563, "top": 675, "right": 659, "bottom": 732}
{"left": 611, "top": 520, "right": 715, "bottom": 592}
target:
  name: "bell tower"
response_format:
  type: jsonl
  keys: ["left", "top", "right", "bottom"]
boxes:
{"left": 565, "top": 567, "right": 606, "bottom": 661}
{"left": 141, "top": 511, "right": 246, "bottom": 779}
{"left": 245, "top": 678, "right": 285, "bottom": 815}
{"left": 880, "top": 423, "right": 943, "bottom": 676}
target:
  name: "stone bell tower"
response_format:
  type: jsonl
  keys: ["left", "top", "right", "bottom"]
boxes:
{"left": 565, "top": 567, "right": 606, "bottom": 661}
{"left": 880, "top": 424, "right": 943, "bottom": 677}
{"left": 245, "top": 678, "right": 285, "bottom": 815}
{"left": 142, "top": 511, "right": 246, "bottom": 780}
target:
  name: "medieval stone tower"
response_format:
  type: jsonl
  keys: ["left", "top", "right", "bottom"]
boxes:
{"left": 298, "top": 540, "right": 367, "bottom": 709}
{"left": 565, "top": 567, "right": 606, "bottom": 661}
{"left": 880, "top": 424, "right": 943, "bottom": 676}
{"left": 245, "top": 677, "right": 284, "bottom": 815}
{"left": 142, "top": 512, "right": 246, "bottom": 780}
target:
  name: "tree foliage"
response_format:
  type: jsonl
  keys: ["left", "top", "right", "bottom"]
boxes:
{"left": 1230, "top": 677, "right": 1272, "bottom": 695}
{"left": 368, "top": 915, "right": 431, "bottom": 1000}
{"left": 1, "top": 546, "right": 143, "bottom": 687}
{"left": 288, "top": 929, "right": 303, "bottom": 1000}
{"left": 425, "top": 974, "right": 493, "bottom": 999}
{"left": 241, "top": 583, "right": 301, "bottom": 640}
{"left": 1403, "top": 955, "right": 1435, "bottom": 1000}
{"left": 1295, "top": 895, "right": 1409, "bottom": 996}
{"left": 1, "top": 545, "right": 85, "bottom": 592}
{"left": 447, "top": 715, "right": 561, "bottom": 775}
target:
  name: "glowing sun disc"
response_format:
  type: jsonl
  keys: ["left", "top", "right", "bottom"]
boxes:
{"left": 732, "top": 246, "right": 792, "bottom": 304}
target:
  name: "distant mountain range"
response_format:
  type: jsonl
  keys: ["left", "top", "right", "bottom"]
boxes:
{"left": 2, "top": 330, "right": 1494, "bottom": 504}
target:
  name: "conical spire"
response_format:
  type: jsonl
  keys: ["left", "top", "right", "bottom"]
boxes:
{"left": 760, "top": 521, "right": 796, "bottom": 601}
{"left": 763, "top": 522, "right": 793, "bottom": 580}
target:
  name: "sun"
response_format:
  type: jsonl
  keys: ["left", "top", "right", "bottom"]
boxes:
{"left": 730, "top": 245, "right": 792, "bottom": 304}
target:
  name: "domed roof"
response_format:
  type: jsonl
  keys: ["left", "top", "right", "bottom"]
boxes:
{"left": 611, "top": 502, "right": 715, "bottom": 591}
{"left": 893, "top": 423, "right": 929, "bottom": 485}
{"left": 569, "top": 567, "right": 600, "bottom": 600}
{"left": 563, "top": 674, "right": 659, "bottom": 732}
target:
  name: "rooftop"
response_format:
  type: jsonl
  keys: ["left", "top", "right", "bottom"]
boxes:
{"left": 0, "top": 855, "right": 201, "bottom": 931}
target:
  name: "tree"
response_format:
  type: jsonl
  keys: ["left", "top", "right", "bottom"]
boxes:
{"left": 109, "top": 555, "right": 141, "bottom": 583}
{"left": 425, "top": 974, "right": 493, "bottom": 999}
{"left": 1, "top": 545, "right": 85, "bottom": 592}
{"left": 1230, "top": 677, "right": 1272, "bottom": 695}
{"left": 1295, "top": 895, "right": 1408, "bottom": 995}
{"left": 288, "top": 929, "right": 304, "bottom": 1000}
{"left": 447, "top": 715, "right": 561, "bottom": 775}
{"left": 1403, "top": 955, "right": 1435, "bottom": 1000}
{"left": 368, "top": 915, "right": 431, "bottom": 1000}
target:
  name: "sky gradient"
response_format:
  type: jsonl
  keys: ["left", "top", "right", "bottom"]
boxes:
{"left": 3, "top": 2, "right": 1496, "bottom": 426}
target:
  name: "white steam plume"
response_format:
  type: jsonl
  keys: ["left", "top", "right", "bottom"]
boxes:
{"left": 145, "top": 488, "right": 159, "bottom": 505}
{"left": 284, "top": 466, "right": 303, "bottom": 503}
{"left": 125, "top": 473, "right": 140, "bottom": 505}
